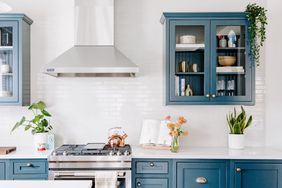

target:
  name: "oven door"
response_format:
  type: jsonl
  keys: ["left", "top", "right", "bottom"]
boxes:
{"left": 50, "top": 170, "right": 131, "bottom": 188}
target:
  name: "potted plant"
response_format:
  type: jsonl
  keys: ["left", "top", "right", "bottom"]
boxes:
{"left": 245, "top": 3, "right": 267, "bottom": 66}
{"left": 11, "top": 101, "right": 53, "bottom": 151}
{"left": 165, "top": 116, "right": 189, "bottom": 153}
{"left": 227, "top": 106, "right": 253, "bottom": 149}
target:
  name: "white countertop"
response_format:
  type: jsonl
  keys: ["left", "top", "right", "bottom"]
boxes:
{"left": 0, "top": 146, "right": 51, "bottom": 159}
{"left": 0, "top": 181, "right": 92, "bottom": 188}
{"left": 132, "top": 146, "right": 282, "bottom": 160}
{"left": 2, "top": 146, "right": 282, "bottom": 160}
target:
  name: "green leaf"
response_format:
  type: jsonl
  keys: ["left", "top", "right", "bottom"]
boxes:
{"left": 41, "top": 110, "right": 51, "bottom": 117}
{"left": 37, "top": 101, "right": 46, "bottom": 111}
{"left": 41, "top": 119, "right": 48, "bottom": 127}
{"left": 24, "top": 124, "right": 32, "bottom": 131}
{"left": 32, "top": 115, "right": 44, "bottom": 123}
{"left": 11, "top": 116, "right": 26, "bottom": 133}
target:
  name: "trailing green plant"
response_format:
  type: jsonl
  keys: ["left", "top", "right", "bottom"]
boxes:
{"left": 11, "top": 101, "right": 53, "bottom": 134}
{"left": 227, "top": 106, "right": 253, "bottom": 134}
{"left": 245, "top": 3, "right": 267, "bottom": 66}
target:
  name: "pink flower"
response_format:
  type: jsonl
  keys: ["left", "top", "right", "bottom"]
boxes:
{"left": 165, "top": 115, "right": 171, "bottom": 121}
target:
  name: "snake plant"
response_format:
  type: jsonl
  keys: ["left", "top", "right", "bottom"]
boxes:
{"left": 227, "top": 106, "right": 253, "bottom": 134}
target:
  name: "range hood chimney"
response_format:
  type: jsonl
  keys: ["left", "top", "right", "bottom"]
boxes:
{"left": 44, "top": 0, "right": 139, "bottom": 77}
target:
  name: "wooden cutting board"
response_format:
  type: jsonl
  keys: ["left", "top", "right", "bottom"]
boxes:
{"left": 0, "top": 147, "right": 16, "bottom": 155}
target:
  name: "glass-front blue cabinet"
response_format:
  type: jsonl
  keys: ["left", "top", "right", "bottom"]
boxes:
{"left": 161, "top": 13, "right": 255, "bottom": 105}
{"left": 0, "top": 14, "right": 33, "bottom": 106}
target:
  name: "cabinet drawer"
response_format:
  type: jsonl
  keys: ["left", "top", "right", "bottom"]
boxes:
{"left": 136, "top": 161, "right": 169, "bottom": 174}
{"left": 13, "top": 160, "right": 47, "bottom": 175}
{"left": 177, "top": 162, "right": 227, "bottom": 188}
{"left": 135, "top": 178, "right": 168, "bottom": 188}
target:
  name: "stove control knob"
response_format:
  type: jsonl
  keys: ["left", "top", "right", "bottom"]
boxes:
{"left": 124, "top": 150, "right": 130, "bottom": 156}
{"left": 116, "top": 151, "right": 121, "bottom": 156}
{"left": 63, "top": 151, "right": 68, "bottom": 156}
{"left": 109, "top": 150, "right": 114, "bottom": 156}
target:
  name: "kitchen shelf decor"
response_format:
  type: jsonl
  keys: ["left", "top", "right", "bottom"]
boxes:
{"left": 161, "top": 12, "right": 255, "bottom": 105}
{"left": 0, "top": 14, "right": 33, "bottom": 105}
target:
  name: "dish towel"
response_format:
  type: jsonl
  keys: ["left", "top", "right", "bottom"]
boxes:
{"left": 95, "top": 171, "right": 117, "bottom": 188}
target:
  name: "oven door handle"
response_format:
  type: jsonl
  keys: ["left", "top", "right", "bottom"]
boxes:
{"left": 53, "top": 171, "right": 128, "bottom": 178}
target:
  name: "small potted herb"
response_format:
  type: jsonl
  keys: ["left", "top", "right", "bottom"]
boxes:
{"left": 11, "top": 101, "right": 53, "bottom": 151}
{"left": 227, "top": 106, "right": 253, "bottom": 149}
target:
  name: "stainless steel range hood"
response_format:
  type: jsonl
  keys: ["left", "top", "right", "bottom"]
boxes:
{"left": 44, "top": 0, "right": 139, "bottom": 77}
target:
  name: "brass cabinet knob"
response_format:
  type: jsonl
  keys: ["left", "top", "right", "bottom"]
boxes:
{"left": 149, "top": 162, "right": 155, "bottom": 167}
{"left": 195, "top": 177, "right": 207, "bottom": 184}
{"left": 206, "top": 94, "right": 210, "bottom": 98}
{"left": 236, "top": 168, "right": 242, "bottom": 172}
{"left": 137, "top": 182, "right": 141, "bottom": 187}
{"left": 211, "top": 94, "right": 216, "bottom": 98}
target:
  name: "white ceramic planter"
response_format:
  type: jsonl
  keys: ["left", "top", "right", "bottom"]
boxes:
{"left": 33, "top": 132, "right": 48, "bottom": 151}
{"left": 228, "top": 134, "right": 245, "bottom": 149}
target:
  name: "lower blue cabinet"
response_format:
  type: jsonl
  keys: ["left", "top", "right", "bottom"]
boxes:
{"left": 133, "top": 159, "right": 282, "bottom": 188}
{"left": 0, "top": 159, "right": 48, "bottom": 180}
{"left": 176, "top": 161, "right": 227, "bottom": 188}
{"left": 135, "top": 178, "right": 168, "bottom": 188}
{"left": 232, "top": 161, "right": 282, "bottom": 188}
{"left": 0, "top": 161, "right": 6, "bottom": 180}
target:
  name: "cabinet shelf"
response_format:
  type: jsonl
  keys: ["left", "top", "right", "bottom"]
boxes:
{"left": 216, "top": 72, "right": 245, "bottom": 75}
{"left": 176, "top": 44, "right": 205, "bottom": 51}
{"left": 176, "top": 72, "right": 205, "bottom": 75}
{"left": 0, "top": 73, "right": 13, "bottom": 76}
{"left": 0, "top": 46, "right": 13, "bottom": 50}
{"left": 217, "top": 47, "right": 245, "bottom": 50}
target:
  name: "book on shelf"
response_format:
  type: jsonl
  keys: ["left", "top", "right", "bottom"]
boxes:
{"left": 216, "top": 66, "right": 245, "bottom": 73}
{"left": 175, "top": 76, "right": 179, "bottom": 96}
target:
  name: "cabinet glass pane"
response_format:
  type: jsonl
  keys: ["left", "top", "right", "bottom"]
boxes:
{"left": 174, "top": 26, "right": 205, "bottom": 97}
{"left": 215, "top": 25, "right": 246, "bottom": 97}
{"left": 0, "top": 26, "right": 14, "bottom": 98}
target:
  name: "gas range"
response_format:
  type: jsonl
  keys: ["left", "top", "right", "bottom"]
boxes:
{"left": 49, "top": 143, "right": 132, "bottom": 186}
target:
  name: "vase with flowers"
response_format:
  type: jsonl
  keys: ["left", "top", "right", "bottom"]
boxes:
{"left": 165, "top": 116, "right": 188, "bottom": 153}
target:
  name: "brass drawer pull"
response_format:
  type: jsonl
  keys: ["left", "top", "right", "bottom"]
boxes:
{"left": 196, "top": 177, "right": 207, "bottom": 184}
{"left": 26, "top": 163, "right": 32, "bottom": 167}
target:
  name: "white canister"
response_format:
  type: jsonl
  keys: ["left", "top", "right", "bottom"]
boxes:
{"left": 228, "top": 134, "right": 245, "bottom": 149}
{"left": 0, "top": 64, "right": 10, "bottom": 74}
{"left": 0, "top": 90, "right": 12, "bottom": 97}
{"left": 33, "top": 132, "right": 48, "bottom": 151}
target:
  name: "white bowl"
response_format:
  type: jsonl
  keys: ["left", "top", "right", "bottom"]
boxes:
{"left": 180, "top": 35, "right": 196, "bottom": 44}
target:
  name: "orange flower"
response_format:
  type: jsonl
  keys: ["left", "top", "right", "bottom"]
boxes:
{"left": 177, "top": 116, "right": 187, "bottom": 125}
{"left": 182, "top": 130, "right": 189, "bottom": 136}
{"left": 167, "top": 123, "right": 176, "bottom": 129}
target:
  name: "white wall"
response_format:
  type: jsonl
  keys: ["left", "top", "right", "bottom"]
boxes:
{"left": 0, "top": 0, "right": 268, "bottom": 148}
{"left": 265, "top": 0, "right": 282, "bottom": 148}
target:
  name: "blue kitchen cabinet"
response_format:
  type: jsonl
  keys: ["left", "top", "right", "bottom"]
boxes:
{"left": 9, "top": 159, "right": 48, "bottom": 180}
{"left": 176, "top": 161, "right": 228, "bottom": 188}
{"left": 135, "top": 178, "right": 168, "bottom": 188}
{"left": 161, "top": 13, "right": 255, "bottom": 105}
{"left": 0, "top": 159, "right": 48, "bottom": 180}
{"left": 132, "top": 159, "right": 173, "bottom": 188}
{"left": 231, "top": 160, "right": 282, "bottom": 188}
{"left": 0, "top": 14, "right": 33, "bottom": 106}
{"left": 0, "top": 160, "right": 7, "bottom": 180}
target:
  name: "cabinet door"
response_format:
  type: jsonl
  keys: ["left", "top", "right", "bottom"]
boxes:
{"left": 0, "top": 162, "right": 5, "bottom": 180}
{"left": 0, "top": 21, "right": 19, "bottom": 104}
{"left": 177, "top": 162, "right": 227, "bottom": 188}
{"left": 234, "top": 163, "right": 282, "bottom": 188}
{"left": 210, "top": 20, "right": 254, "bottom": 105}
{"left": 135, "top": 178, "right": 168, "bottom": 188}
{"left": 167, "top": 20, "right": 211, "bottom": 104}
